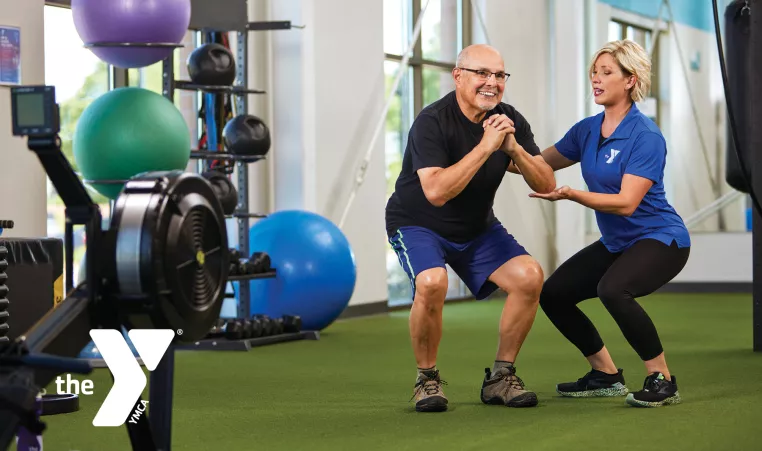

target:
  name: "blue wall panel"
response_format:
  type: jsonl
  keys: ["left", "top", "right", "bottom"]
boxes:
{"left": 599, "top": 0, "right": 732, "bottom": 32}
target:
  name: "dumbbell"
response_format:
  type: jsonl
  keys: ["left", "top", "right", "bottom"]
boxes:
{"left": 224, "top": 319, "right": 244, "bottom": 340}
{"left": 249, "top": 317, "right": 264, "bottom": 338}
{"left": 282, "top": 315, "right": 302, "bottom": 333}
{"left": 234, "top": 253, "right": 270, "bottom": 276}
{"left": 249, "top": 252, "right": 271, "bottom": 274}
{"left": 207, "top": 318, "right": 226, "bottom": 338}
{"left": 228, "top": 249, "right": 243, "bottom": 276}
{"left": 240, "top": 319, "right": 253, "bottom": 339}
{"left": 252, "top": 314, "right": 275, "bottom": 336}
{"left": 272, "top": 317, "right": 284, "bottom": 335}
{"left": 238, "top": 260, "right": 255, "bottom": 275}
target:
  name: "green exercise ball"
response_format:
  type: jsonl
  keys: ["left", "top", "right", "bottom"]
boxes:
{"left": 73, "top": 87, "right": 190, "bottom": 199}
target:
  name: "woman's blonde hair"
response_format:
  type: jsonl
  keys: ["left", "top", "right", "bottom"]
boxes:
{"left": 589, "top": 39, "right": 651, "bottom": 103}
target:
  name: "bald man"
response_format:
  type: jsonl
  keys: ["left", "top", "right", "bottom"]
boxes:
{"left": 385, "top": 44, "right": 556, "bottom": 412}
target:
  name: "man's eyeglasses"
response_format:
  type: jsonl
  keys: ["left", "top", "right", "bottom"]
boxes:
{"left": 458, "top": 67, "right": 510, "bottom": 82}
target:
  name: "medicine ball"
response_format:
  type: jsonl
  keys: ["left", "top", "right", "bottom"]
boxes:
{"left": 223, "top": 115, "right": 271, "bottom": 156}
{"left": 187, "top": 43, "right": 237, "bottom": 86}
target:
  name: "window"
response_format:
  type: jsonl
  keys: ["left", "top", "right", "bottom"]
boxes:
{"left": 128, "top": 62, "right": 165, "bottom": 94}
{"left": 608, "top": 20, "right": 658, "bottom": 124}
{"left": 44, "top": 4, "right": 110, "bottom": 282}
{"left": 383, "top": 0, "right": 471, "bottom": 306}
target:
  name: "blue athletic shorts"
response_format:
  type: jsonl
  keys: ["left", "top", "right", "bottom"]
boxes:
{"left": 388, "top": 223, "right": 530, "bottom": 300}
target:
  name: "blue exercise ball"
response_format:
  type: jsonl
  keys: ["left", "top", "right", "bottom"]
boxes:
{"left": 248, "top": 210, "right": 356, "bottom": 331}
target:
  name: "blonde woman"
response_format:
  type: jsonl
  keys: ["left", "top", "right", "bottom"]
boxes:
{"left": 527, "top": 40, "right": 690, "bottom": 407}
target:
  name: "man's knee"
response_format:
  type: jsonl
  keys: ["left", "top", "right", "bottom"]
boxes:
{"left": 495, "top": 256, "right": 544, "bottom": 301}
{"left": 414, "top": 267, "right": 448, "bottom": 308}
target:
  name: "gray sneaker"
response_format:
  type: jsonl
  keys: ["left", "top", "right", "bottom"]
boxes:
{"left": 411, "top": 370, "right": 448, "bottom": 412}
{"left": 480, "top": 366, "right": 538, "bottom": 407}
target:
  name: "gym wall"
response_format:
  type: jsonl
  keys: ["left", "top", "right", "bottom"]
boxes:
{"left": 268, "top": 0, "right": 388, "bottom": 307}
{"left": 0, "top": 0, "right": 47, "bottom": 239}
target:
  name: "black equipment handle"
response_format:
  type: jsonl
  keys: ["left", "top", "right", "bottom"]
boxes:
{"left": 0, "top": 353, "right": 93, "bottom": 376}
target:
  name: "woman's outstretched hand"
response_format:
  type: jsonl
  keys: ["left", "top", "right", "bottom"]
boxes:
{"left": 529, "top": 185, "right": 572, "bottom": 201}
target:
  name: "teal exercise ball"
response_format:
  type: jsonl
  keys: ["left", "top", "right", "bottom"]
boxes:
{"left": 248, "top": 210, "right": 357, "bottom": 331}
{"left": 73, "top": 87, "right": 190, "bottom": 199}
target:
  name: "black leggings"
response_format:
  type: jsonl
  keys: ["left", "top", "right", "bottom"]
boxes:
{"left": 539, "top": 239, "right": 690, "bottom": 361}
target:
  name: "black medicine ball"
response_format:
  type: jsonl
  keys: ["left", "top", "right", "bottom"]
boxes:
{"left": 223, "top": 115, "right": 271, "bottom": 156}
{"left": 187, "top": 43, "right": 237, "bottom": 86}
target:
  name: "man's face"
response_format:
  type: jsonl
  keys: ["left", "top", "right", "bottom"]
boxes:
{"left": 453, "top": 48, "right": 506, "bottom": 112}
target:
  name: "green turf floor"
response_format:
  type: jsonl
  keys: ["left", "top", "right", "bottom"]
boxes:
{"left": 39, "top": 293, "right": 762, "bottom": 451}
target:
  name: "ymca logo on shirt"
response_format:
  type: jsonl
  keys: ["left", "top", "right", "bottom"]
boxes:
{"left": 605, "top": 149, "right": 620, "bottom": 164}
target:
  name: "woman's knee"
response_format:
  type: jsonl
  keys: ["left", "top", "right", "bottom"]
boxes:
{"left": 596, "top": 279, "right": 627, "bottom": 308}
{"left": 538, "top": 286, "right": 558, "bottom": 311}
{"left": 538, "top": 272, "right": 568, "bottom": 312}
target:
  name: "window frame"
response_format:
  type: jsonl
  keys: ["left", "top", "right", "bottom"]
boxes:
{"left": 384, "top": 0, "right": 473, "bottom": 118}
{"left": 383, "top": 0, "right": 474, "bottom": 305}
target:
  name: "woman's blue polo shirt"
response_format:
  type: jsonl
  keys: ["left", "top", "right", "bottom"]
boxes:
{"left": 554, "top": 104, "right": 691, "bottom": 253}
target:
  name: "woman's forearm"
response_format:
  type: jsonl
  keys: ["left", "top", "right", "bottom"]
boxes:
{"left": 568, "top": 189, "right": 635, "bottom": 216}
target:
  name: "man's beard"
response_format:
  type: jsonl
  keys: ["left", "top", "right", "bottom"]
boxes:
{"left": 477, "top": 98, "right": 498, "bottom": 111}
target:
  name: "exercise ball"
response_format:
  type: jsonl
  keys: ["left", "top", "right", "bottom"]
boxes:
{"left": 72, "top": 0, "right": 191, "bottom": 68}
{"left": 187, "top": 43, "right": 237, "bottom": 86}
{"left": 73, "top": 88, "right": 191, "bottom": 199}
{"left": 223, "top": 115, "right": 271, "bottom": 156}
{"left": 248, "top": 211, "right": 356, "bottom": 331}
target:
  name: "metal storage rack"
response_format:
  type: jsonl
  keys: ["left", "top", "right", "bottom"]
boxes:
{"left": 159, "top": 1, "right": 320, "bottom": 351}
{"left": 160, "top": 0, "right": 301, "bottom": 320}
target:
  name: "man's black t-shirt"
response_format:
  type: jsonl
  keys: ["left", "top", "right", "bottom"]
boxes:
{"left": 385, "top": 91, "right": 541, "bottom": 243}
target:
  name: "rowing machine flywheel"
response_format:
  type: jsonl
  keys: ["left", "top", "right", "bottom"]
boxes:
{"left": 109, "top": 170, "right": 229, "bottom": 342}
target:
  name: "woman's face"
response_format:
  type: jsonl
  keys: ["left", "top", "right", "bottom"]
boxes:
{"left": 591, "top": 53, "right": 634, "bottom": 106}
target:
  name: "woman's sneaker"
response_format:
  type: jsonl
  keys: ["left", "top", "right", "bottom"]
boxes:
{"left": 411, "top": 370, "right": 448, "bottom": 412}
{"left": 556, "top": 368, "right": 629, "bottom": 397}
{"left": 625, "top": 372, "right": 681, "bottom": 407}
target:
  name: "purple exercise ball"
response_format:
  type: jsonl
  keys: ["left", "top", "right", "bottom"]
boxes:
{"left": 72, "top": 0, "right": 191, "bottom": 69}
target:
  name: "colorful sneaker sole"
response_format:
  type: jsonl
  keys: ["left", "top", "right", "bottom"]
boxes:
{"left": 625, "top": 391, "right": 681, "bottom": 407}
{"left": 556, "top": 383, "right": 629, "bottom": 398}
